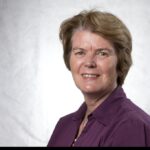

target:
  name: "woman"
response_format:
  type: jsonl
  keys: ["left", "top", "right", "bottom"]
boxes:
{"left": 47, "top": 10, "right": 150, "bottom": 147}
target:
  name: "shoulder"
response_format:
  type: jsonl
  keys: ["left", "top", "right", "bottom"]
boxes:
{"left": 119, "top": 98, "right": 150, "bottom": 125}
{"left": 109, "top": 99, "right": 150, "bottom": 146}
{"left": 57, "top": 102, "right": 86, "bottom": 125}
{"left": 110, "top": 97, "right": 150, "bottom": 136}
{"left": 113, "top": 87, "right": 150, "bottom": 123}
{"left": 59, "top": 112, "right": 75, "bottom": 122}
{"left": 54, "top": 112, "right": 76, "bottom": 129}
{"left": 110, "top": 98, "right": 150, "bottom": 145}
{"left": 47, "top": 112, "right": 76, "bottom": 146}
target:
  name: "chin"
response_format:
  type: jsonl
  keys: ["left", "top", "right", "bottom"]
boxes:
{"left": 81, "top": 87, "right": 100, "bottom": 94}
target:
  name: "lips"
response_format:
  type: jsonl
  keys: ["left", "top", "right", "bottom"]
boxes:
{"left": 81, "top": 73, "right": 100, "bottom": 78}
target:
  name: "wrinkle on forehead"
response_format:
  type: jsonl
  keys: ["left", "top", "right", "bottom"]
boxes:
{"left": 71, "top": 29, "right": 114, "bottom": 52}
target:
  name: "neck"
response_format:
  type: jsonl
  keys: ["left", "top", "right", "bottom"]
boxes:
{"left": 84, "top": 93, "right": 108, "bottom": 116}
{"left": 83, "top": 86, "right": 117, "bottom": 116}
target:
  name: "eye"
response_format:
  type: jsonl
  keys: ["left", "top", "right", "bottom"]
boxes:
{"left": 96, "top": 49, "right": 110, "bottom": 57}
{"left": 72, "top": 48, "right": 85, "bottom": 57}
{"left": 75, "top": 51, "right": 85, "bottom": 56}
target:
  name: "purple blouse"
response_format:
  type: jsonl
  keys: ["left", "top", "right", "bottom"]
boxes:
{"left": 47, "top": 86, "right": 150, "bottom": 147}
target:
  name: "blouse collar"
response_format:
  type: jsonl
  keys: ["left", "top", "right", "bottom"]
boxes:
{"left": 72, "top": 86, "right": 127, "bottom": 126}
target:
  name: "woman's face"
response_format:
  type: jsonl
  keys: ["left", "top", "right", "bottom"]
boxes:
{"left": 70, "top": 30, "right": 118, "bottom": 97}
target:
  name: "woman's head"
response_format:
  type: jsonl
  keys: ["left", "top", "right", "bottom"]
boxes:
{"left": 59, "top": 10, "right": 132, "bottom": 86}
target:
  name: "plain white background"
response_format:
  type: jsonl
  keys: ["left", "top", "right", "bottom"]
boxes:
{"left": 0, "top": 0, "right": 150, "bottom": 146}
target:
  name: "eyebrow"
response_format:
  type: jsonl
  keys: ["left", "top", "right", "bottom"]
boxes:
{"left": 72, "top": 47, "right": 113, "bottom": 52}
{"left": 72, "top": 48, "right": 85, "bottom": 51}
{"left": 72, "top": 47, "right": 84, "bottom": 50}
{"left": 96, "top": 48, "right": 114, "bottom": 52}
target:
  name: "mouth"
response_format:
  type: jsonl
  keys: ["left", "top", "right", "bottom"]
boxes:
{"left": 81, "top": 73, "right": 100, "bottom": 78}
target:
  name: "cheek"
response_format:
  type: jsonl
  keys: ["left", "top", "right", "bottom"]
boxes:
{"left": 109, "top": 65, "right": 117, "bottom": 80}
{"left": 70, "top": 57, "right": 83, "bottom": 73}
{"left": 101, "top": 60, "right": 117, "bottom": 77}
{"left": 69, "top": 55, "right": 75, "bottom": 72}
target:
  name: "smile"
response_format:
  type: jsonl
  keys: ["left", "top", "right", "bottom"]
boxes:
{"left": 82, "top": 74, "right": 100, "bottom": 78}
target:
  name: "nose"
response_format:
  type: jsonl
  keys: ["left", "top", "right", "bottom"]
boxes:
{"left": 84, "top": 54, "right": 97, "bottom": 68}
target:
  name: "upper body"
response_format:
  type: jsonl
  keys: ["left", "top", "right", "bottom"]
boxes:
{"left": 47, "top": 10, "right": 150, "bottom": 147}
{"left": 48, "top": 86, "right": 150, "bottom": 147}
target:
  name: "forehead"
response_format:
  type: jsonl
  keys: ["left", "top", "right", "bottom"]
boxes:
{"left": 71, "top": 30, "right": 114, "bottom": 50}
